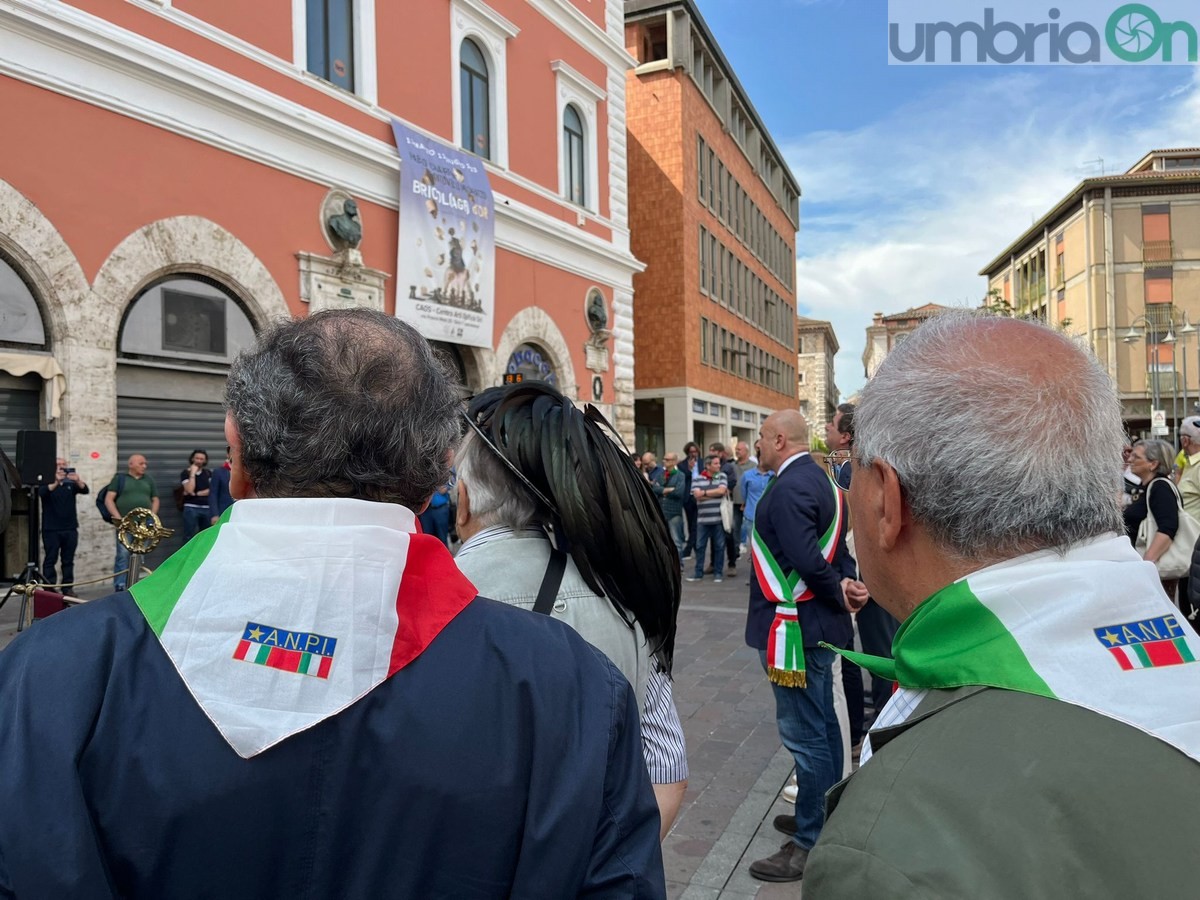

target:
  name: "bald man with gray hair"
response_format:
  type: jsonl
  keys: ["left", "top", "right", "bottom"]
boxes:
{"left": 805, "top": 313, "right": 1200, "bottom": 898}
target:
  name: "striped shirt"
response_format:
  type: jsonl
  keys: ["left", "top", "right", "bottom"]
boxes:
{"left": 693, "top": 472, "right": 728, "bottom": 525}
{"left": 858, "top": 686, "right": 928, "bottom": 766}
{"left": 641, "top": 666, "right": 689, "bottom": 784}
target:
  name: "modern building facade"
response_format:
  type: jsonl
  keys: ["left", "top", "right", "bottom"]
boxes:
{"left": 980, "top": 149, "right": 1200, "bottom": 435}
{"left": 624, "top": 0, "right": 800, "bottom": 456}
{"left": 861, "top": 304, "right": 951, "bottom": 380}
{"left": 0, "top": 0, "right": 642, "bottom": 582}
{"left": 796, "top": 317, "right": 839, "bottom": 429}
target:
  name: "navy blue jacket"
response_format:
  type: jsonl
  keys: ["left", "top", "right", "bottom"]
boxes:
{"left": 0, "top": 594, "right": 665, "bottom": 898}
{"left": 208, "top": 465, "right": 234, "bottom": 520}
{"left": 745, "top": 454, "right": 854, "bottom": 650}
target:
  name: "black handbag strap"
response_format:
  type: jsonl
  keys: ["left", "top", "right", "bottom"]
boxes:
{"left": 533, "top": 549, "right": 568, "bottom": 615}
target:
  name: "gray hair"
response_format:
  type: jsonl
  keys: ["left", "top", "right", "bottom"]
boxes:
{"left": 1135, "top": 439, "right": 1175, "bottom": 478}
{"left": 454, "top": 430, "right": 539, "bottom": 530}
{"left": 1180, "top": 416, "right": 1200, "bottom": 443}
{"left": 225, "top": 308, "right": 462, "bottom": 510}
{"left": 855, "top": 311, "right": 1124, "bottom": 562}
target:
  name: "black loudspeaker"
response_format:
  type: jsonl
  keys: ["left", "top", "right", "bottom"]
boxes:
{"left": 16, "top": 430, "right": 57, "bottom": 486}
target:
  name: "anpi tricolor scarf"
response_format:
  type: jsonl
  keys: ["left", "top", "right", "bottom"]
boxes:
{"left": 750, "top": 473, "right": 846, "bottom": 688}
{"left": 130, "top": 498, "right": 477, "bottom": 759}
{"left": 829, "top": 534, "right": 1200, "bottom": 762}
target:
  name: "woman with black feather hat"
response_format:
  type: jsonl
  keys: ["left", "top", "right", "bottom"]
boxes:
{"left": 454, "top": 380, "right": 688, "bottom": 839}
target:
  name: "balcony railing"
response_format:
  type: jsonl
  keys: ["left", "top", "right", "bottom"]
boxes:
{"left": 1143, "top": 240, "right": 1175, "bottom": 265}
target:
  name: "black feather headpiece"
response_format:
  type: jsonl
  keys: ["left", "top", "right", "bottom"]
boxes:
{"left": 464, "top": 383, "right": 681, "bottom": 671}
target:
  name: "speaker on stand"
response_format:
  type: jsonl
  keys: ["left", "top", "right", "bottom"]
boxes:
{"left": 0, "top": 431, "right": 58, "bottom": 623}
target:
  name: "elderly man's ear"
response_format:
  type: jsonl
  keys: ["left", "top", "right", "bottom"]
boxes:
{"left": 456, "top": 480, "right": 471, "bottom": 529}
{"left": 855, "top": 458, "right": 905, "bottom": 553}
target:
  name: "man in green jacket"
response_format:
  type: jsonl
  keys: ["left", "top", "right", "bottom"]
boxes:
{"left": 806, "top": 313, "right": 1200, "bottom": 897}
{"left": 652, "top": 452, "right": 687, "bottom": 562}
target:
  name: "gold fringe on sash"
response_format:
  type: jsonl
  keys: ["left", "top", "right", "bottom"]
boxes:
{"left": 768, "top": 667, "right": 807, "bottom": 688}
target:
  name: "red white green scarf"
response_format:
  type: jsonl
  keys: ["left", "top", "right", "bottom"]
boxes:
{"left": 828, "top": 534, "right": 1200, "bottom": 762}
{"left": 129, "top": 498, "right": 477, "bottom": 758}
{"left": 751, "top": 473, "right": 845, "bottom": 687}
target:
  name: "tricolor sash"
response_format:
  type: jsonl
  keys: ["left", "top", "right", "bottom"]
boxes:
{"left": 130, "top": 498, "right": 478, "bottom": 758}
{"left": 751, "top": 473, "right": 845, "bottom": 687}
{"left": 824, "top": 534, "right": 1200, "bottom": 763}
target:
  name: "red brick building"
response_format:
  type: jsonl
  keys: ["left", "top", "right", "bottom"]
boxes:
{"left": 625, "top": 0, "right": 800, "bottom": 455}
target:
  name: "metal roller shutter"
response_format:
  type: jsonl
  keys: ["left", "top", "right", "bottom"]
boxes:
{"left": 116, "top": 396, "right": 227, "bottom": 567}
{"left": 1, "top": 383, "right": 40, "bottom": 577}
{"left": 0, "top": 383, "right": 40, "bottom": 464}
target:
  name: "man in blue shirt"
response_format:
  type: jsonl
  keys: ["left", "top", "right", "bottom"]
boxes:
{"left": 38, "top": 458, "right": 89, "bottom": 588}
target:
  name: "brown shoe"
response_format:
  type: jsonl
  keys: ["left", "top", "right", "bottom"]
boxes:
{"left": 772, "top": 814, "right": 796, "bottom": 837}
{"left": 749, "top": 839, "right": 809, "bottom": 882}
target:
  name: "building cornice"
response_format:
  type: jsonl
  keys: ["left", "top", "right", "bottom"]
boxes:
{"left": 550, "top": 59, "right": 607, "bottom": 102}
{"left": 527, "top": 0, "right": 638, "bottom": 71}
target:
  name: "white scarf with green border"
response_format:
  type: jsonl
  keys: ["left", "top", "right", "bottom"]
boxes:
{"left": 830, "top": 534, "right": 1200, "bottom": 762}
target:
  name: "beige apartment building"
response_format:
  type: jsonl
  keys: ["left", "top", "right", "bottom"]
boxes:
{"left": 980, "top": 149, "right": 1200, "bottom": 434}
{"left": 796, "top": 317, "right": 839, "bottom": 427}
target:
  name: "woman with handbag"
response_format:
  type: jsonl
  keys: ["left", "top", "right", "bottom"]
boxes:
{"left": 1124, "top": 438, "right": 1197, "bottom": 603}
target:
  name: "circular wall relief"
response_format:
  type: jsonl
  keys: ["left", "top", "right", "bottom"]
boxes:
{"left": 585, "top": 287, "right": 608, "bottom": 333}
{"left": 319, "top": 188, "right": 357, "bottom": 253}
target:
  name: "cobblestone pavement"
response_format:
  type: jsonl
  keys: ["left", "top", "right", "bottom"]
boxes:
{"left": 1, "top": 560, "right": 808, "bottom": 898}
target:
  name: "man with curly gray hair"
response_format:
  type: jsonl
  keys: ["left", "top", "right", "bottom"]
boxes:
{"left": 805, "top": 312, "right": 1200, "bottom": 897}
{"left": 0, "top": 309, "right": 665, "bottom": 898}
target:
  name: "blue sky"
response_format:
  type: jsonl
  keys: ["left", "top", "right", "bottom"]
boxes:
{"left": 693, "top": 0, "right": 1200, "bottom": 397}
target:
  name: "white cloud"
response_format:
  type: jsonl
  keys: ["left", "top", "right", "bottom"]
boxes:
{"left": 785, "top": 65, "right": 1200, "bottom": 397}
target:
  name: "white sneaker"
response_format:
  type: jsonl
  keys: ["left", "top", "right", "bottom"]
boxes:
{"left": 782, "top": 775, "right": 798, "bottom": 804}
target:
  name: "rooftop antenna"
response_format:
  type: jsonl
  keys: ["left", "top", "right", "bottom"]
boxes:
{"left": 1079, "top": 158, "right": 1106, "bottom": 176}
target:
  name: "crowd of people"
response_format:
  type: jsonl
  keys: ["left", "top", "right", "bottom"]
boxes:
{"left": 2, "top": 307, "right": 1198, "bottom": 897}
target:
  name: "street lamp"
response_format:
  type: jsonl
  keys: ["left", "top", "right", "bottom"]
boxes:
{"left": 1180, "top": 315, "right": 1198, "bottom": 422}
{"left": 1123, "top": 311, "right": 1190, "bottom": 439}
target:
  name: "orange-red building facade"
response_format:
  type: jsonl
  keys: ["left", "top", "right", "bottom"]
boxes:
{"left": 0, "top": 0, "right": 641, "bottom": 580}
{"left": 625, "top": 0, "right": 800, "bottom": 455}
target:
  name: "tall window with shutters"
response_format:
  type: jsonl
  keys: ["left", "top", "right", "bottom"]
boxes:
{"left": 459, "top": 38, "right": 491, "bottom": 159}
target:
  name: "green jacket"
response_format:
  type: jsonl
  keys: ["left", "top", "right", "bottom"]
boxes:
{"left": 806, "top": 686, "right": 1200, "bottom": 898}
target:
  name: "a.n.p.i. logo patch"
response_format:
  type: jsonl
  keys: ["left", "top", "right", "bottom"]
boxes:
{"left": 233, "top": 622, "right": 337, "bottom": 679}
{"left": 1094, "top": 615, "right": 1196, "bottom": 670}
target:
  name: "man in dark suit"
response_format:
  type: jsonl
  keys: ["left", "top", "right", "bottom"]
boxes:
{"left": 746, "top": 409, "right": 866, "bottom": 883}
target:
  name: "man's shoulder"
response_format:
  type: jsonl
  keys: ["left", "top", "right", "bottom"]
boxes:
{"left": 0, "top": 593, "right": 151, "bottom": 684}
{"left": 811, "top": 689, "right": 1200, "bottom": 895}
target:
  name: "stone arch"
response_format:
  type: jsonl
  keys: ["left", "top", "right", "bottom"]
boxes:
{"left": 90, "top": 216, "right": 289, "bottom": 341}
{"left": 0, "top": 179, "right": 91, "bottom": 346}
{"left": 493, "top": 306, "right": 578, "bottom": 401}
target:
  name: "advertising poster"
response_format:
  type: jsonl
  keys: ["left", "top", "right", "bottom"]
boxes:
{"left": 390, "top": 119, "right": 495, "bottom": 348}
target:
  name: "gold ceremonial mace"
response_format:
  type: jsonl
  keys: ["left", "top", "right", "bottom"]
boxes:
{"left": 117, "top": 508, "right": 174, "bottom": 587}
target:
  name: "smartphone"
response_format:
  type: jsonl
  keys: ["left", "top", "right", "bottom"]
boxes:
{"left": 65, "top": 467, "right": 76, "bottom": 474}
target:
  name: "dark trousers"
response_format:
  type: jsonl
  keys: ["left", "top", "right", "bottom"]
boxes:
{"left": 841, "top": 654, "right": 865, "bottom": 747}
{"left": 727, "top": 504, "right": 743, "bottom": 567}
{"left": 42, "top": 528, "right": 79, "bottom": 587}
{"left": 682, "top": 496, "right": 698, "bottom": 557}
{"left": 693, "top": 522, "right": 726, "bottom": 578}
{"left": 759, "top": 647, "right": 840, "bottom": 849}
{"left": 858, "top": 598, "right": 901, "bottom": 716}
